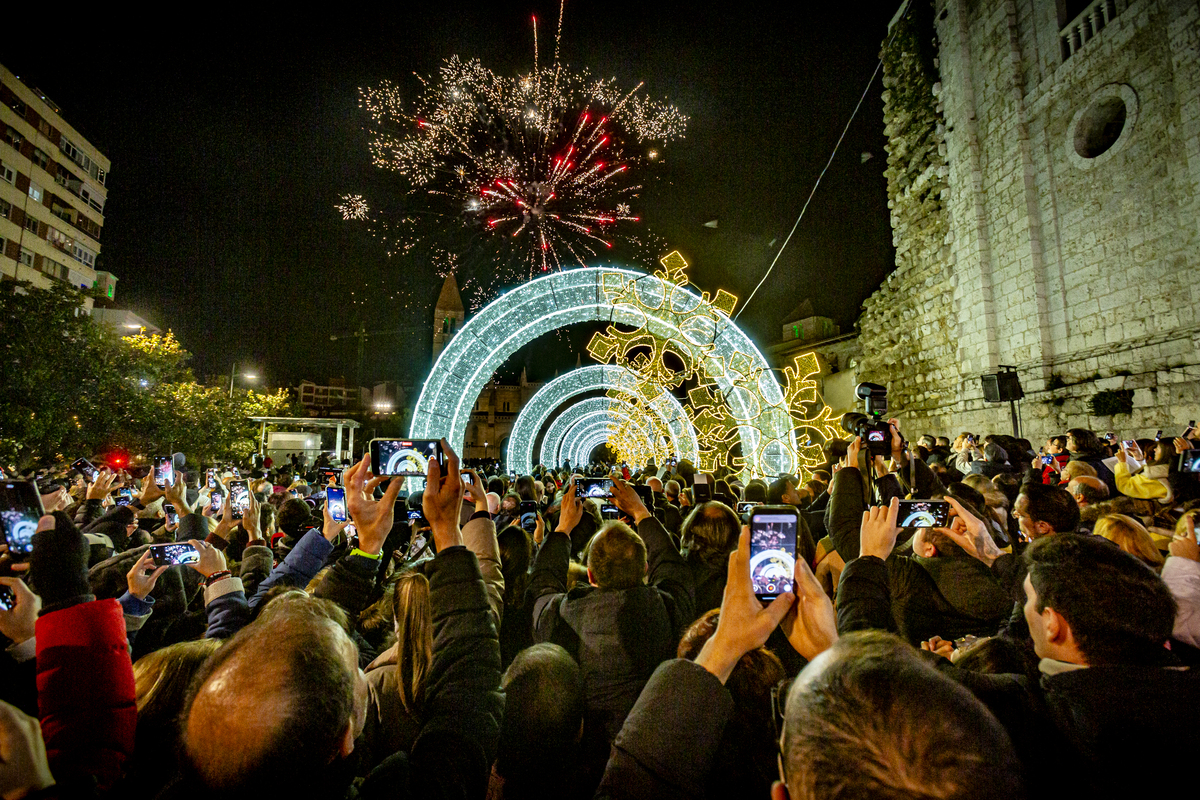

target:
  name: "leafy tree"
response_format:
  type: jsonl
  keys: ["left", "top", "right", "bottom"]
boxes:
{"left": 0, "top": 281, "right": 296, "bottom": 471}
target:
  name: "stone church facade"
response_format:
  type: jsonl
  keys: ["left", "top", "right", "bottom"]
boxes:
{"left": 859, "top": 0, "right": 1199, "bottom": 440}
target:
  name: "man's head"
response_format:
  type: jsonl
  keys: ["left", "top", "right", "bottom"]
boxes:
{"left": 768, "top": 477, "right": 802, "bottom": 506}
{"left": 936, "top": 436, "right": 951, "bottom": 448}
{"left": 779, "top": 631, "right": 1024, "bottom": 800}
{"left": 648, "top": 477, "right": 664, "bottom": 493}
{"left": 664, "top": 479, "right": 680, "bottom": 501}
{"left": 1058, "top": 460, "right": 1097, "bottom": 483}
{"left": 1045, "top": 435, "right": 1067, "bottom": 454}
{"left": 1023, "top": 533, "right": 1176, "bottom": 665}
{"left": 1067, "top": 476, "right": 1108, "bottom": 507}
{"left": 586, "top": 522, "right": 647, "bottom": 589}
{"left": 182, "top": 594, "right": 367, "bottom": 793}
{"left": 680, "top": 501, "right": 740, "bottom": 566}
{"left": 918, "top": 434, "right": 937, "bottom": 449}
{"left": 1012, "top": 482, "right": 1080, "bottom": 540}
{"left": 495, "top": 644, "right": 584, "bottom": 783}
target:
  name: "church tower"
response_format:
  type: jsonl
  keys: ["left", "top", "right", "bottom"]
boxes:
{"left": 432, "top": 274, "right": 466, "bottom": 362}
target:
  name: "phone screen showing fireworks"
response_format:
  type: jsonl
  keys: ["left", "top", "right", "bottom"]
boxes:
{"left": 896, "top": 500, "right": 950, "bottom": 529}
{"left": 748, "top": 506, "right": 797, "bottom": 600}
{"left": 0, "top": 481, "right": 44, "bottom": 561}
{"left": 229, "top": 481, "right": 249, "bottom": 520}
{"left": 577, "top": 478, "right": 613, "bottom": 498}
{"left": 154, "top": 456, "right": 175, "bottom": 488}
{"left": 327, "top": 487, "right": 347, "bottom": 522}
{"left": 370, "top": 439, "right": 443, "bottom": 477}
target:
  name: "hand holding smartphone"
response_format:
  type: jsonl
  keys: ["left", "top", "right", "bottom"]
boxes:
{"left": 369, "top": 439, "right": 444, "bottom": 477}
{"left": 229, "top": 480, "right": 250, "bottom": 520}
{"left": 326, "top": 487, "right": 347, "bottom": 522}
{"left": 748, "top": 506, "right": 798, "bottom": 601}
{"left": 148, "top": 542, "right": 200, "bottom": 566}
{"left": 0, "top": 481, "right": 44, "bottom": 562}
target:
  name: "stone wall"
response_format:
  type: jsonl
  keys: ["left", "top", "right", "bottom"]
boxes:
{"left": 857, "top": 0, "right": 1200, "bottom": 440}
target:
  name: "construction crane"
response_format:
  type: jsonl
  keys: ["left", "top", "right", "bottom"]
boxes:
{"left": 329, "top": 323, "right": 426, "bottom": 389}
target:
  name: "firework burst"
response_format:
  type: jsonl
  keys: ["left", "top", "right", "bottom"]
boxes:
{"left": 345, "top": 5, "right": 686, "bottom": 280}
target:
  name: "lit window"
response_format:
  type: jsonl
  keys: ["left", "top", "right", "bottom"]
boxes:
{"left": 3, "top": 127, "right": 21, "bottom": 149}
{"left": 28, "top": 182, "right": 43, "bottom": 203}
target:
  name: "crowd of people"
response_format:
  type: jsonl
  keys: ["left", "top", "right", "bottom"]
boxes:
{"left": 0, "top": 416, "right": 1198, "bottom": 799}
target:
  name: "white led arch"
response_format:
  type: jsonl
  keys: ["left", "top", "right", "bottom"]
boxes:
{"left": 507, "top": 364, "right": 699, "bottom": 475}
{"left": 558, "top": 415, "right": 654, "bottom": 469}
{"left": 571, "top": 433, "right": 617, "bottom": 468}
{"left": 538, "top": 399, "right": 655, "bottom": 469}
{"left": 410, "top": 266, "right": 797, "bottom": 479}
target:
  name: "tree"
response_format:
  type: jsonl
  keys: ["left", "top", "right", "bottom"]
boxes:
{"left": 0, "top": 281, "right": 296, "bottom": 471}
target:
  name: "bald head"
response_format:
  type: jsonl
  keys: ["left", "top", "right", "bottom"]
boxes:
{"left": 1067, "top": 476, "right": 1108, "bottom": 506}
{"left": 648, "top": 477, "right": 663, "bottom": 493}
{"left": 183, "top": 596, "right": 363, "bottom": 793}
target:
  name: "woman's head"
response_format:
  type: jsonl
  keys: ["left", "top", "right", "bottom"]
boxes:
{"left": 497, "top": 525, "right": 533, "bottom": 606}
{"left": 1066, "top": 428, "right": 1101, "bottom": 456}
{"left": 135, "top": 638, "right": 222, "bottom": 719}
{"left": 680, "top": 502, "right": 740, "bottom": 566}
{"left": 1094, "top": 514, "right": 1164, "bottom": 569}
{"left": 391, "top": 571, "right": 433, "bottom": 713}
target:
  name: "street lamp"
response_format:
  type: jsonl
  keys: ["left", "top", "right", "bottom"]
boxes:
{"left": 229, "top": 362, "right": 258, "bottom": 398}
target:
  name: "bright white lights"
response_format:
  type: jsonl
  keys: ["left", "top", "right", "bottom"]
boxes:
{"left": 410, "top": 266, "right": 796, "bottom": 480}
{"left": 506, "top": 364, "right": 699, "bottom": 474}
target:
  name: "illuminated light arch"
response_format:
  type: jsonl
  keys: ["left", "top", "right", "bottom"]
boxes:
{"left": 559, "top": 414, "right": 658, "bottom": 469}
{"left": 411, "top": 265, "right": 797, "bottom": 479}
{"left": 537, "top": 398, "right": 657, "bottom": 470}
{"left": 507, "top": 364, "right": 699, "bottom": 475}
{"left": 572, "top": 433, "right": 613, "bottom": 467}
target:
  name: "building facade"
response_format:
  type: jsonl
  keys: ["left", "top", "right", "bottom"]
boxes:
{"left": 432, "top": 273, "right": 465, "bottom": 362}
{"left": 857, "top": 0, "right": 1199, "bottom": 440}
{"left": 0, "top": 64, "right": 111, "bottom": 308}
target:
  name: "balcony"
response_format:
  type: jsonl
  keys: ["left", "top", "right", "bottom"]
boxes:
{"left": 1060, "top": 0, "right": 1128, "bottom": 62}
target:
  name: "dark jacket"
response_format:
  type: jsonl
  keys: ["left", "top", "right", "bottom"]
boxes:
{"left": 531, "top": 516, "right": 695, "bottom": 741}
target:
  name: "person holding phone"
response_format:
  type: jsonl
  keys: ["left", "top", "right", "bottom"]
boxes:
{"left": 1114, "top": 438, "right": 1176, "bottom": 503}
{"left": 529, "top": 475, "right": 696, "bottom": 742}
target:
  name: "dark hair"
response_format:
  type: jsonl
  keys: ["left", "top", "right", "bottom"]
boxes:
{"left": 1067, "top": 428, "right": 1103, "bottom": 457}
{"left": 1068, "top": 478, "right": 1109, "bottom": 505}
{"left": 497, "top": 524, "right": 533, "bottom": 607}
{"left": 1019, "top": 482, "right": 1081, "bottom": 533}
{"left": 767, "top": 477, "right": 794, "bottom": 504}
{"left": 743, "top": 479, "right": 768, "bottom": 502}
{"left": 587, "top": 522, "right": 647, "bottom": 589}
{"left": 487, "top": 477, "right": 506, "bottom": 496}
{"left": 495, "top": 644, "right": 584, "bottom": 792}
{"left": 514, "top": 475, "right": 537, "bottom": 503}
{"left": 953, "top": 636, "right": 1036, "bottom": 677}
{"left": 277, "top": 498, "right": 315, "bottom": 537}
{"left": 1047, "top": 435, "right": 1067, "bottom": 450}
{"left": 680, "top": 502, "right": 739, "bottom": 566}
{"left": 1025, "top": 533, "right": 1176, "bottom": 665}
{"left": 782, "top": 631, "right": 1024, "bottom": 799}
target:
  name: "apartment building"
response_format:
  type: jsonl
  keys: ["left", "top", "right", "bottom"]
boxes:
{"left": 0, "top": 63, "right": 113, "bottom": 309}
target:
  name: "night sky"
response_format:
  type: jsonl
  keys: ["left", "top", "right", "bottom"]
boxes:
{"left": 4, "top": 3, "right": 898, "bottom": 391}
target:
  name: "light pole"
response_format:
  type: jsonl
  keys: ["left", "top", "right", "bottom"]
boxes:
{"left": 229, "top": 362, "right": 258, "bottom": 398}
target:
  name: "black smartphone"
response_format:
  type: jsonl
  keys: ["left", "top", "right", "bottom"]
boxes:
{"left": 148, "top": 542, "right": 200, "bottom": 567}
{"left": 600, "top": 504, "right": 620, "bottom": 520}
{"left": 1155, "top": 430, "right": 1163, "bottom": 441}
{"left": 0, "top": 585, "right": 14, "bottom": 611}
{"left": 896, "top": 500, "right": 951, "bottom": 528}
{"left": 577, "top": 478, "right": 613, "bottom": 499}
{"left": 319, "top": 467, "right": 341, "bottom": 486}
{"left": 748, "top": 506, "right": 798, "bottom": 601}
{"left": 229, "top": 480, "right": 250, "bottom": 520}
{"left": 210, "top": 491, "right": 224, "bottom": 514}
{"left": 736, "top": 501, "right": 762, "bottom": 514}
{"left": 1122, "top": 439, "right": 1136, "bottom": 450}
{"left": 693, "top": 480, "right": 712, "bottom": 503}
{"left": 633, "top": 484, "right": 654, "bottom": 508}
{"left": 519, "top": 500, "right": 538, "bottom": 532}
{"left": 206, "top": 469, "right": 219, "bottom": 490}
{"left": 327, "top": 487, "right": 347, "bottom": 522}
{"left": 370, "top": 439, "right": 443, "bottom": 477}
{"left": 164, "top": 503, "right": 179, "bottom": 526}
{"left": 72, "top": 457, "right": 99, "bottom": 482}
{"left": 1178, "top": 452, "right": 1200, "bottom": 474}
{"left": 1184, "top": 421, "right": 1197, "bottom": 439}
{"left": 114, "top": 489, "right": 133, "bottom": 506}
{"left": 0, "top": 481, "right": 44, "bottom": 562}
{"left": 154, "top": 456, "right": 175, "bottom": 488}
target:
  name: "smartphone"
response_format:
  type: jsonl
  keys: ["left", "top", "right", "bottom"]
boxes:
{"left": 72, "top": 457, "right": 99, "bottom": 482}
{"left": 154, "top": 456, "right": 175, "bottom": 488}
{"left": 693, "top": 480, "right": 712, "bottom": 503}
{"left": 229, "top": 480, "right": 249, "bottom": 520}
{"left": 1122, "top": 440, "right": 1136, "bottom": 450}
{"left": 148, "top": 542, "right": 201, "bottom": 566}
{"left": 210, "top": 491, "right": 224, "bottom": 514}
{"left": 114, "top": 489, "right": 133, "bottom": 506}
{"left": 0, "top": 585, "right": 14, "bottom": 611}
{"left": 748, "top": 506, "right": 798, "bottom": 600}
{"left": 370, "top": 439, "right": 443, "bottom": 477}
{"left": 1155, "top": 430, "right": 1163, "bottom": 441}
{"left": 1040, "top": 455, "right": 1054, "bottom": 466}
{"left": 164, "top": 503, "right": 179, "bottom": 526}
{"left": 319, "top": 467, "right": 341, "bottom": 486}
{"left": 0, "top": 481, "right": 45, "bottom": 562}
{"left": 600, "top": 504, "right": 620, "bottom": 520}
{"left": 206, "top": 469, "right": 219, "bottom": 490}
{"left": 736, "top": 501, "right": 762, "bottom": 514}
{"left": 896, "top": 499, "right": 951, "bottom": 528}
{"left": 577, "top": 478, "right": 613, "bottom": 499}
{"left": 407, "top": 509, "right": 423, "bottom": 522}
{"left": 1184, "top": 421, "right": 1197, "bottom": 439}
{"left": 1179, "top": 452, "right": 1200, "bottom": 474}
{"left": 633, "top": 484, "right": 654, "bottom": 508}
{"left": 327, "top": 487, "right": 347, "bottom": 522}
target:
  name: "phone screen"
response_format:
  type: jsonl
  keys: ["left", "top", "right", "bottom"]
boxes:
{"left": 210, "top": 492, "right": 224, "bottom": 513}
{"left": 115, "top": 489, "right": 133, "bottom": 506}
{"left": 600, "top": 504, "right": 620, "bottom": 520}
{"left": 319, "top": 468, "right": 341, "bottom": 486}
{"left": 1040, "top": 455, "right": 1054, "bottom": 466}
{"left": 896, "top": 500, "right": 951, "bottom": 528}
{"left": 0, "top": 585, "right": 14, "bottom": 611}
{"left": 164, "top": 503, "right": 179, "bottom": 526}
{"left": 150, "top": 543, "right": 200, "bottom": 566}
{"left": 72, "top": 458, "right": 99, "bottom": 482}
{"left": 206, "top": 470, "right": 219, "bottom": 490}
{"left": 229, "top": 481, "right": 249, "bottom": 520}
{"left": 749, "top": 507, "right": 797, "bottom": 599}
{"left": 577, "top": 478, "right": 613, "bottom": 499}
{"left": 154, "top": 457, "right": 175, "bottom": 488}
{"left": 370, "top": 439, "right": 443, "bottom": 477}
{"left": 1179, "top": 452, "right": 1200, "bottom": 474}
{"left": 737, "top": 501, "right": 762, "bottom": 514}
{"left": 0, "top": 481, "right": 44, "bottom": 561}
{"left": 327, "top": 487, "right": 347, "bottom": 522}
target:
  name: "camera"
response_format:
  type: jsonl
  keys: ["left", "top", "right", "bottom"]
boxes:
{"left": 841, "top": 382, "right": 892, "bottom": 457}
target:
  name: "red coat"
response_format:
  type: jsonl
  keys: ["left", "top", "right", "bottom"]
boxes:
{"left": 36, "top": 599, "right": 136, "bottom": 790}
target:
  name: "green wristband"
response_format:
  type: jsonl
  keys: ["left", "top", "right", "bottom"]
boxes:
{"left": 349, "top": 547, "right": 382, "bottom": 560}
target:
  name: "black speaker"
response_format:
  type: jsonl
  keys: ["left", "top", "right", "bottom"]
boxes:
{"left": 981, "top": 371, "right": 1023, "bottom": 403}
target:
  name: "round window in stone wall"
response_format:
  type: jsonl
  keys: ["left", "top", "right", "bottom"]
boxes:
{"left": 1067, "top": 84, "right": 1139, "bottom": 170}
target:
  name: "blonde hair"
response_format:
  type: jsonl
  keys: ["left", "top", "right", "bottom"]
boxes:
{"left": 1059, "top": 461, "right": 1098, "bottom": 482}
{"left": 1094, "top": 514, "right": 1164, "bottom": 570}
{"left": 134, "top": 638, "right": 222, "bottom": 714}
{"left": 391, "top": 571, "right": 433, "bottom": 714}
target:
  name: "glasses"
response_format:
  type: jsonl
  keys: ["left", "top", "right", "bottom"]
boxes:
{"left": 771, "top": 677, "right": 794, "bottom": 785}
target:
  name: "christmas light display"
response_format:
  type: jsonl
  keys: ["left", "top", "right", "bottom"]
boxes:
{"left": 506, "top": 364, "right": 698, "bottom": 474}
{"left": 409, "top": 265, "right": 796, "bottom": 480}
{"left": 537, "top": 398, "right": 658, "bottom": 470}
